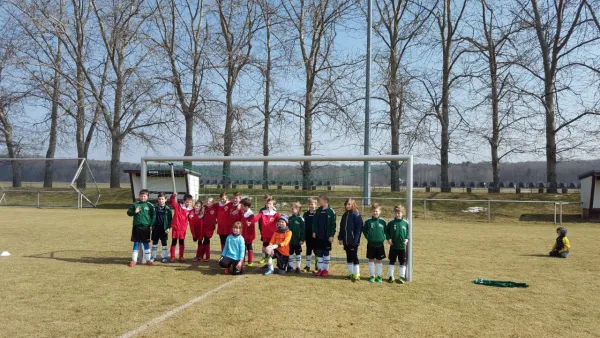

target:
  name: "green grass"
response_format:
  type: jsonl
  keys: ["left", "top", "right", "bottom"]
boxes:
{"left": 0, "top": 207, "right": 598, "bottom": 337}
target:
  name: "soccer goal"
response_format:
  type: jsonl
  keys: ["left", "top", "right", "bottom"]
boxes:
{"left": 140, "top": 155, "right": 414, "bottom": 282}
{"left": 0, "top": 158, "right": 101, "bottom": 208}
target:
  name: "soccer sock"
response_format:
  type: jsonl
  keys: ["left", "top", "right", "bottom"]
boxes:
{"left": 305, "top": 255, "right": 312, "bottom": 267}
{"left": 324, "top": 255, "right": 330, "bottom": 271}
{"left": 267, "top": 257, "right": 273, "bottom": 271}
{"left": 161, "top": 246, "right": 168, "bottom": 259}
{"left": 400, "top": 265, "right": 406, "bottom": 279}
{"left": 248, "top": 250, "right": 254, "bottom": 263}
{"left": 317, "top": 256, "right": 324, "bottom": 271}
{"left": 368, "top": 261, "right": 375, "bottom": 276}
{"left": 205, "top": 244, "right": 211, "bottom": 259}
{"left": 170, "top": 246, "right": 176, "bottom": 259}
{"left": 296, "top": 255, "right": 301, "bottom": 269}
{"left": 347, "top": 263, "right": 353, "bottom": 274}
{"left": 151, "top": 245, "right": 158, "bottom": 259}
{"left": 131, "top": 250, "right": 138, "bottom": 262}
{"left": 144, "top": 248, "right": 151, "bottom": 262}
{"left": 354, "top": 264, "right": 360, "bottom": 276}
{"left": 388, "top": 265, "right": 395, "bottom": 279}
{"left": 376, "top": 262, "right": 383, "bottom": 277}
{"left": 289, "top": 254, "right": 295, "bottom": 269}
{"left": 179, "top": 245, "right": 185, "bottom": 259}
{"left": 196, "top": 244, "right": 202, "bottom": 258}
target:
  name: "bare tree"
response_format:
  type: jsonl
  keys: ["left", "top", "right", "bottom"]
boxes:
{"left": 373, "top": 0, "right": 431, "bottom": 191}
{"left": 514, "top": 0, "right": 600, "bottom": 191}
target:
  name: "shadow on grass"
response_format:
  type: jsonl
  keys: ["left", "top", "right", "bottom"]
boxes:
{"left": 520, "top": 253, "right": 553, "bottom": 258}
{"left": 518, "top": 214, "right": 586, "bottom": 223}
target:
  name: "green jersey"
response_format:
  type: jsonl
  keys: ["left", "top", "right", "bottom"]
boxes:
{"left": 127, "top": 201, "right": 155, "bottom": 228}
{"left": 288, "top": 214, "right": 306, "bottom": 245}
{"left": 386, "top": 218, "right": 409, "bottom": 250}
{"left": 363, "top": 217, "right": 387, "bottom": 247}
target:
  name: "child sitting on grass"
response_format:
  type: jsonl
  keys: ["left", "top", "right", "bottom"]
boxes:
{"left": 264, "top": 214, "right": 292, "bottom": 276}
{"left": 127, "top": 189, "right": 155, "bottom": 267}
{"left": 363, "top": 203, "right": 386, "bottom": 283}
{"left": 549, "top": 227, "right": 570, "bottom": 258}
{"left": 219, "top": 222, "right": 245, "bottom": 275}
{"left": 386, "top": 205, "right": 409, "bottom": 284}
{"left": 151, "top": 192, "right": 172, "bottom": 263}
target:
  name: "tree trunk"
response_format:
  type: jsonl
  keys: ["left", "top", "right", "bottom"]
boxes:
{"left": 75, "top": 59, "right": 87, "bottom": 189}
{"left": 544, "top": 79, "right": 557, "bottom": 192}
{"left": 44, "top": 40, "right": 62, "bottom": 188}
{"left": 262, "top": 12, "right": 272, "bottom": 188}
{"left": 440, "top": 8, "right": 451, "bottom": 192}
{"left": 4, "top": 130, "right": 21, "bottom": 188}
{"left": 184, "top": 110, "right": 194, "bottom": 169}
{"left": 302, "top": 85, "right": 313, "bottom": 191}
{"left": 490, "top": 50, "right": 500, "bottom": 192}
{"left": 389, "top": 51, "right": 401, "bottom": 192}
{"left": 222, "top": 73, "right": 234, "bottom": 188}
{"left": 110, "top": 135, "right": 122, "bottom": 188}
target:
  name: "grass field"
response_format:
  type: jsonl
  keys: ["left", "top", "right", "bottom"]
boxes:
{"left": 1, "top": 206, "right": 599, "bottom": 338}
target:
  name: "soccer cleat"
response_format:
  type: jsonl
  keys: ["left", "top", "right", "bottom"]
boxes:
{"left": 387, "top": 276, "right": 395, "bottom": 283}
{"left": 346, "top": 274, "right": 353, "bottom": 280}
{"left": 376, "top": 276, "right": 383, "bottom": 283}
{"left": 169, "top": 257, "right": 176, "bottom": 263}
{"left": 295, "top": 268, "right": 301, "bottom": 274}
{"left": 247, "top": 262, "right": 254, "bottom": 267}
{"left": 303, "top": 266, "right": 311, "bottom": 272}
{"left": 396, "top": 278, "right": 405, "bottom": 284}
{"left": 150, "top": 256, "right": 156, "bottom": 263}
{"left": 368, "top": 276, "right": 376, "bottom": 283}
{"left": 179, "top": 258, "right": 185, "bottom": 263}
{"left": 259, "top": 258, "right": 267, "bottom": 264}
{"left": 315, "top": 269, "right": 323, "bottom": 276}
{"left": 277, "top": 269, "right": 287, "bottom": 275}
{"left": 286, "top": 265, "right": 294, "bottom": 273}
{"left": 321, "top": 270, "right": 329, "bottom": 277}
{"left": 264, "top": 269, "right": 274, "bottom": 276}
{"left": 192, "top": 257, "right": 200, "bottom": 262}
{"left": 202, "top": 258, "right": 209, "bottom": 262}
{"left": 224, "top": 268, "right": 230, "bottom": 275}
{"left": 161, "top": 258, "right": 168, "bottom": 263}
{"left": 128, "top": 261, "right": 136, "bottom": 267}
{"left": 352, "top": 274, "right": 360, "bottom": 282}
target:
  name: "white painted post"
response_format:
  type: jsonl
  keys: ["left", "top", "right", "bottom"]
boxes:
{"left": 406, "top": 155, "right": 413, "bottom": 282}
{"left": 487, "top": 200, "right": 491, "bottom": 222}
{"left": 560, "top": 202, "right": 563, "bottom": 224}
{"left": 423, "top": 199, "right": 427, "bottom": 217}
{"left": 554, "top": 203, "right": 557, "bottom": 224}
{"left": 37, "top": 192, "right": 40, "bottom": 208}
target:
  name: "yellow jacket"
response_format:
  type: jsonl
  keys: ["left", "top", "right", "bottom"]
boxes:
{"left": 552, "top": 237, "right": 570, "bottom": 253}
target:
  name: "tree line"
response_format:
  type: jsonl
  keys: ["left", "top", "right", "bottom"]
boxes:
{"left": 0, "top": 0, "right": 599, "bottom": 191}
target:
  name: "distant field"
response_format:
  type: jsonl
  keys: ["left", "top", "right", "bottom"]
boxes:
{"left": 0, "top": 207, "right": 597, "bottom": 338}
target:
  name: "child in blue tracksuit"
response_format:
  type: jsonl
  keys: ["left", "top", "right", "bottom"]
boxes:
{"left": 338, "top": 198, "right": 363, "bottom": 282}
{"left": 219, "top": 222, "right": 245, "bottom": 275}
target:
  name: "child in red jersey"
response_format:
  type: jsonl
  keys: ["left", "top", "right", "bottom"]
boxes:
{"left": 170, "top": 193, "right": 193, "bottom": 262}
{"left": 240, "top": 198, "right": 257, "bottom": 266}
{"left": 255, "top": 197, "right": 279, "bottom": 264}
{"left": 189, "top": 200, "right": 204, "bottom": 262}
{"left": 217, "top": 191, "right": 233, "bottom": 251}
{"left": 200, "top": 197, "right": 218, "bottom": 262}
{"left": 229, "top": 191, "right": 243, "bottom": 226}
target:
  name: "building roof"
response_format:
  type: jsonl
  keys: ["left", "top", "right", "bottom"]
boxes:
{"left": 578, "top": 171, "right": 600, "bottom": 180}
{"left": 123, "top": 169, "right": 201, "bottom": 177}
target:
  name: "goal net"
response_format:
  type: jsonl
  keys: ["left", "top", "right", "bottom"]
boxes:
{"left": 140, "top": 155, "right": 414, "bottom": 282}
{"left": 0, "top": 158, "right": 101, "bottom": 208}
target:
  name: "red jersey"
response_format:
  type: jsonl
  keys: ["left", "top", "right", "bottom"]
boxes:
{"left": 202, "top": 204, "right": 218, "bottom": 235}
{"left": 255, "top": 209, "right": 279, "bottom": 242}
{"left": 241, "top": 209, "right": 257, "bottom": 243}
{"left": 170, "top": 194, "right": 192, "bottom": 232}
{"left": 217, "top": 201, "right": 233, "bottom": 235}
{"left": 189, "top": 209, "right": 203, "bottom": 240}
{"left": 230, "top": 202, "right": 242, "bottom": 224}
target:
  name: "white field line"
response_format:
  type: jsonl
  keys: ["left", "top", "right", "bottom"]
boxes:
{"left": 118, "top": 277, "right": 240, "bottom": 338}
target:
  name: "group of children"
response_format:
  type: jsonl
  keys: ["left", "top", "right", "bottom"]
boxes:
{"left": 127, "top": 190, "right": 411, "bottom": 283}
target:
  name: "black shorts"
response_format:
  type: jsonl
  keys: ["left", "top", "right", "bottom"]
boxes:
{"left": 151, "top": 227, "right": 168, "bottom": 243}
{"left": 366, "top": 245, "right": 386, "bottom": 260}
{"left": 315, "top": 239, "right": 332, "bottom": 252}
{"left": 388, "top": 248, "right": 406, "bottom": 265}
{"left": 131, "top": 226, "right": 151, "bottom": 242}
{"left": 305, "top": 236, "right": 316, "bottom": 252}
{"left": 290, "top": 244, "right": 302, "bottom": 255}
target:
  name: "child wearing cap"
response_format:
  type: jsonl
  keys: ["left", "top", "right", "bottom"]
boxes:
{"left": 263, "top": 214, "right": 292, "bottom": 275}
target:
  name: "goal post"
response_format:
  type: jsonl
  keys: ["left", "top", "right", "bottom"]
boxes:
{"left": 0, "top": 157, "right": 101, "bottom": 208}
{"left": 140, "top": 155, "right": 414, "bottom": 282}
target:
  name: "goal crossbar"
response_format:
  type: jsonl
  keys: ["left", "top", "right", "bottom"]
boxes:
{"left": 141, "top": 155, "right": 414, "bottom": 282}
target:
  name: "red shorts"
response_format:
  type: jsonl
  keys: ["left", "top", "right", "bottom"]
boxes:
{"left": 202, "top": 230, "right": 214, "bottom": 239}
{"left": 171, "top": 229, "right": 187, "bottom": 240}
{"left": 191, "top": 224, "right": 203, "bottom": 240}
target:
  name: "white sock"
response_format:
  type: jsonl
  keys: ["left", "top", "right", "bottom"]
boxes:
{"left": 376, "top": 262, "right": 383, "bottom": 277}
{"left": 161, "top": 246, "right": 168, "bottom": 258}
{"left": 400, "top": 265, "right": 406, "bottom": 279}
{"left": 151, "top": 245, "right": 158, "bottom": 259}
{"left": 317, "top": 256, "right": 324, "bottom": 270}
{"left": 305, "top": 255, "right": 312, "bottom": 267}
{"left": 267, "top": 257, "right": 273, "bottom": 271}
{"left": 324, "top": 255, "right": 330, "bottom": 271}
{"left": 368, "top": 261, "right": 375, "bottom": 276}
{"left": 347, "top": 263, "right": 353, "bottom": 274}
{"left": 354, "top": 264, "right": 360, "bottom": 276}
{"left": 388, "top": 265, "right": 395, "bottom": 279}
{"left": 131, "top": 250, "right": 138, "bottom": 262}
{"left": 144, "top": 249, "right": 151, "bottom": 261}
{"left": 289, "top": 254, "right": 295, "bottom": 268}
{"left": 296, "top": 255, "right": 301, "bottom": 269}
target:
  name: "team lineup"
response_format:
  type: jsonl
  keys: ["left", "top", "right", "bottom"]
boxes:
{"left": 127, "top": 190, "right": 410, "bottom": 283}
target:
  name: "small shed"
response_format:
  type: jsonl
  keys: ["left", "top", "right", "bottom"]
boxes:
{"left": 579, "top": 171, "right": 600, "bottom": 219}
{"left": 124, "top": 169, "right": 201, "bottom": 203}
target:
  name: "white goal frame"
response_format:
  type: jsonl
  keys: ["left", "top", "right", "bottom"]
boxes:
{"left": 141, "top": 155, "right": 414, "bottom": 282}
{"left": 0, "top": 157, "right": 101, "bottom": 208}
